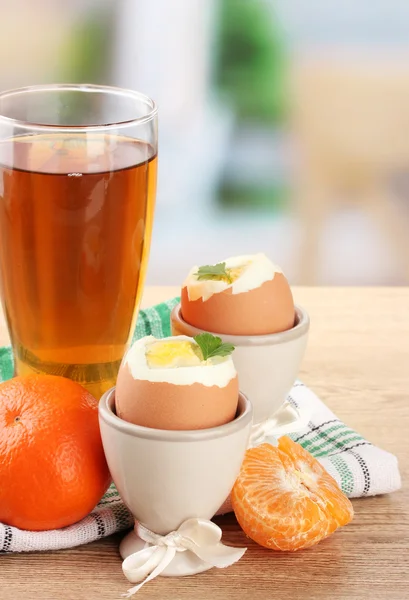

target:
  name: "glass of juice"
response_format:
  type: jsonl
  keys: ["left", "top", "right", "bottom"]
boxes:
{"left": 0, "top": 84, "right": 157, "bottom": 398}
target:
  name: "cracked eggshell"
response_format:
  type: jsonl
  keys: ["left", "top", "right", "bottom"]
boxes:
{"left": 181, "top": 274, "right": 295, "bottom": 336}
{"left": 115, "top": 370, "right": 239, "bottom": 430}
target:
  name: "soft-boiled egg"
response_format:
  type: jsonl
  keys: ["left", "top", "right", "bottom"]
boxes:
{"left": 115, "top": 334, "right": 239, "bottom": 430}
{"left": 181, "top": 253, "right": 295, "bottom": 335}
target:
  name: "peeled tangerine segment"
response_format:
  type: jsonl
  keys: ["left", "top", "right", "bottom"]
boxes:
{"left": 231, "top": 436, "right": 354, "bottom": 551}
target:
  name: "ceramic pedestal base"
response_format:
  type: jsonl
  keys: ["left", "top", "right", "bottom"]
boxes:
{"left": 120, "top": 529, "right": 213, "bottom": 577}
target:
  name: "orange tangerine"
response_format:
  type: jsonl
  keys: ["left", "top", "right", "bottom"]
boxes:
{"left": 231, "top": 436, "right": 354, "bottom": 551}
{"left": 0, "top": 375, "right": 111, "bottom": 531}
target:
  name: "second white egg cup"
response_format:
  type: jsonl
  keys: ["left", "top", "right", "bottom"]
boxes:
{"left": 99, "top": 388, "right": 253, "bottom": 596}
{"left": 171, "top": 302, "right": 310, "bottom": 438}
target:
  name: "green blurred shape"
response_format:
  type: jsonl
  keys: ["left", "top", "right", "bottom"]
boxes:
{"left": 218, "top": 182, "right": 288, "bottom": 214}
{"left": 53, "top": 10, "right": 113, "bottom": 124}
{"left": 59, "top": 10, "right": 112, "bottom": 83}
{"left": 214, "top": 0, "right": 287, "bottom": 124}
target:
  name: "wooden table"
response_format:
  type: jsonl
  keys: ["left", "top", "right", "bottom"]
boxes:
{"left": 1, "top": 287, "right": 408, "bottom": 600}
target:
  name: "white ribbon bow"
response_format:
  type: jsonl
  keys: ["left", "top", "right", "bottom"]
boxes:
{"left": 122, "top": 518, "right": 246, "bottom": 597}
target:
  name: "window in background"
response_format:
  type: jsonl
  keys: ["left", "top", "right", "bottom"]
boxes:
{"left": 1, "top": 0, "right": 408, "bottom": 286}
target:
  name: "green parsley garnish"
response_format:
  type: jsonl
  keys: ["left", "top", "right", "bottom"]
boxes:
{"left": 195, "top": 262, "right": 232, "bottom": 283}
{"left": 194, "top": 333, "right": 235, "bottom": 361}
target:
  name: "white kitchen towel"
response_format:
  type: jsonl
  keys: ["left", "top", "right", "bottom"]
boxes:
{"left": 0, "top": 298, "right": 401, "bottom": 552}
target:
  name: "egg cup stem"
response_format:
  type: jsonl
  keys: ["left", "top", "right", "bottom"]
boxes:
{"left": 249, "top": 401, "right": 311, "bottom": 447}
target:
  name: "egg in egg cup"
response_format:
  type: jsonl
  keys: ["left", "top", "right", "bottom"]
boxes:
{"left": 98, "top": 334, "right": 253, "bottom": 592}
{"left": 115, "top": 335, "right": 239, "bottom": 430}
{"left": 171, "top": 253, "right": 310, "bottom": 428}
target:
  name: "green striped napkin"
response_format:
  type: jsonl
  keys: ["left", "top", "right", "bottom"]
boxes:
{"left": 0, "top": 297, "right": 401, "bottom": 552}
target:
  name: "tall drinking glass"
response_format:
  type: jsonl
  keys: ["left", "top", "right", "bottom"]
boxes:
{"left": 0, "top": 84, "right": 157, "bottom": 398}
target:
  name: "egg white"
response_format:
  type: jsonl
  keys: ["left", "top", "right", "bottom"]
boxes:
{"left": 123, "top": 335, "right": 237, "bottom": 388}
{"left": 184, "top": 253, "right": 282, "bottom": 302}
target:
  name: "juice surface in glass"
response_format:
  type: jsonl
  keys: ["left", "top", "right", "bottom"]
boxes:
{"left": 0, "top": 132, "right": 157, "bottom": 397}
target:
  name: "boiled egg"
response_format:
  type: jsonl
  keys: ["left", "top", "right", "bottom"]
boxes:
{"left": 181, "top": 253, "right": 295, "bottom": 335}
{"left": 115, "top": 335, "right": 239, "bottom": 430}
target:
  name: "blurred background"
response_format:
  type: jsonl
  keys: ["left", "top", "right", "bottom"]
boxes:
{"left": 1, "top": 0, "right": 409, "bottom": 286}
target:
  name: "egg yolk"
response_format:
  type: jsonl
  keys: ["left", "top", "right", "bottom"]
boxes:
{"left": 227, "top": 263, "right": 250, "bottom": 282}
{"left": 146, "top": 340, "right": 203, "bottom": 368}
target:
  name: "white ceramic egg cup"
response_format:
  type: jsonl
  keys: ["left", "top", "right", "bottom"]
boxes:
{"left": 171, "top": 302, "right": 311, "bottom": 443}
{"left": 99, "top": 389, "right": 253, "bottom": 595}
